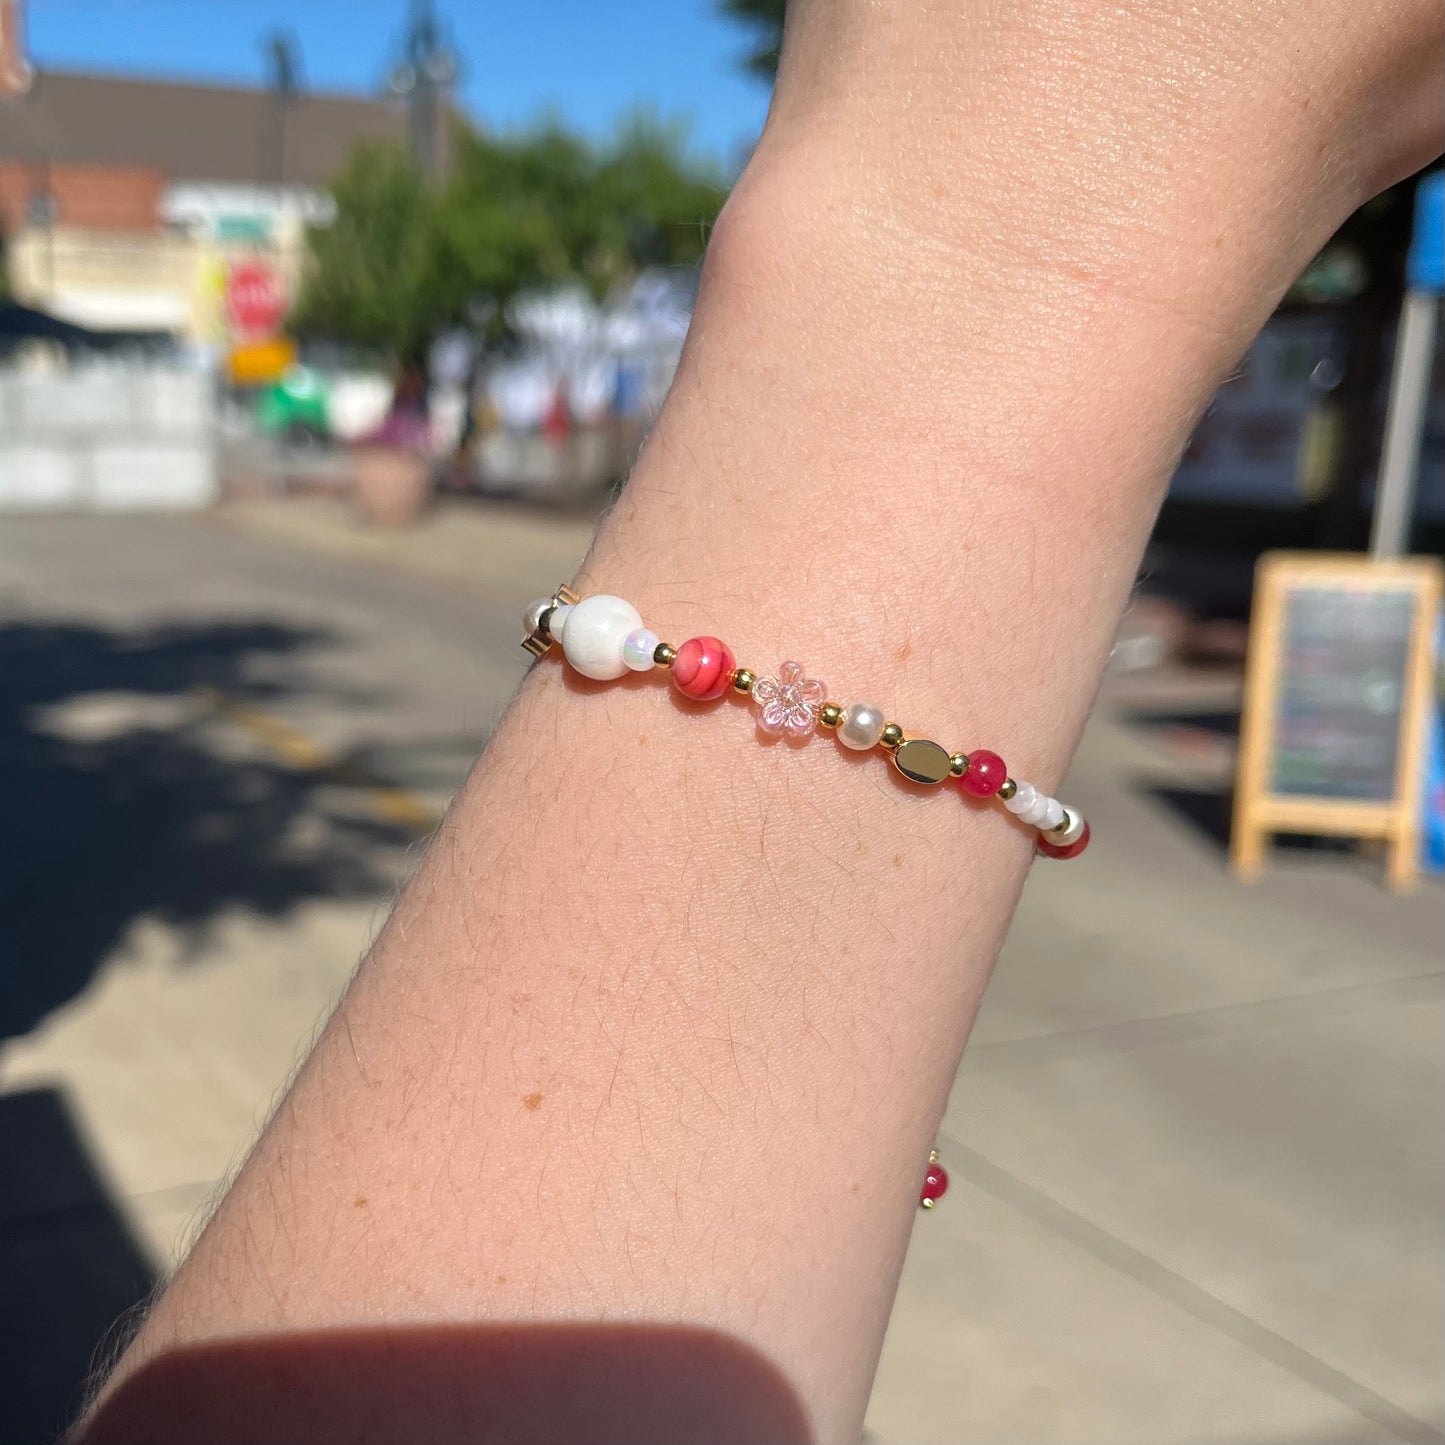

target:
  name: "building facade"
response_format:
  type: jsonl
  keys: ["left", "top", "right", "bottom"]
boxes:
{"left": 0, "top": 0, "right": 406, "bottom": 340}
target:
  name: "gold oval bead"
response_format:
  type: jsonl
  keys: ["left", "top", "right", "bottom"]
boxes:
{"left": 880, "top": 722, "right": 904, "bottom": 751}
{"left": 653, "top": 642, "right": 677, "bottom": 668}
{"left": 892, "top": 738, "right": 953, "bottom": 785}
{"left": 732, "top": 668, "right": 756, "bottom": 695}
{"left": 999, "top": 778, "right": 1018, "bottom": 801}
{"left": 949, "top": 753, "right": 969, "bottom": 777}
{"left": 819, "top": 702, "right": 843, "bottom": 729}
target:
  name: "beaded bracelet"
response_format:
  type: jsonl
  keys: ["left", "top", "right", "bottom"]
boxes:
{"left": 523, "top": 586, "right": 1091, "bottom": 860}
{"left": 523, "top": 585, "right": 1092, "bottom": 1207}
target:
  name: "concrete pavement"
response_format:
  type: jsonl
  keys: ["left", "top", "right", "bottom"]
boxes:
{"left": 0, "top": 506, "right": 1439, "bottom": 1443}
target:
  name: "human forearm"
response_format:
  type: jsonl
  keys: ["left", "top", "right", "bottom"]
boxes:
{"left": 84, "top": 4, "right": 1441, "bottom": 1441}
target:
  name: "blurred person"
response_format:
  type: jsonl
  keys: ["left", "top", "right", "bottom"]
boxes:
{"left": 75, "top": 0, "right": 1442, "bottom": 1441}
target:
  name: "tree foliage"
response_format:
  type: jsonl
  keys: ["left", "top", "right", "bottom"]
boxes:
{"left": 718, "top": 0, "right": 785, "bottom": 80}
{"left": 293, "top": 117, "right": 726, "bottom": 358}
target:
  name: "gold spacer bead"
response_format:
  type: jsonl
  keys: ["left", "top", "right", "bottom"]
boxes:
{"left": 556, "top": 583, "right": 580, "bottom": 605}
{"left": 521, "top": 634, "right": 550, "bottom": 658}
{"left": 880, "top": 722, "right": 904, "bottom": 751}
{"left": 928, "top": 1149, "right": 939, "bottom": 1163}
{"left": 999, "top": 778, "right": 1018, "bottom": 801}
{"left": 732, "top": 668, "right": 756, "bottom": 695}
{"left": 819, "top": 702, "right": 843, "bottom": 729}
{"left": 920, "top": 1197, "right": 936, "bottom": 1209}
{"left": 653, "top": 642, "right": 677, "bottom": 668}
{"left": 949, "top": 753, "right": 969, "bottom": 777}
{"left": 1052, "top": 807, "right": 1074, "bottom": 834}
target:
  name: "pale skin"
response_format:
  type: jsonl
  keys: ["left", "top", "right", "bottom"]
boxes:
{"left": 79, "top": 2, "right": 1442, "bottom": 1441}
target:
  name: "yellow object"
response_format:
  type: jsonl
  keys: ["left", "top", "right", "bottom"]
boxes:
{"left": 228, "top": 336, "right": 297, "bottom": 386}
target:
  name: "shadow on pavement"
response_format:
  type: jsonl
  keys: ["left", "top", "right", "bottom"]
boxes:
{"left": 0, "top": 619, "right": 421, "bottom": 1438}
{"left": 0, "top": 619, "right": 411, "bottom": 1043}
{"left": 0, "top": 1088, "right": 155, "bottom": 1444}
{"left": 1122, "top": 702, "right": 1356, "bottom": 858}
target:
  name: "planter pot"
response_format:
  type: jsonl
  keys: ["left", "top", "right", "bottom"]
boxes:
{"left": 351, "top": 445, "right": 432, "bottom": 527}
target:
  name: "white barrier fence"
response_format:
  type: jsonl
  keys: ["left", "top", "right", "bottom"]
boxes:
{"left": 0, "top": 369, "right": 218, "bottom": 510}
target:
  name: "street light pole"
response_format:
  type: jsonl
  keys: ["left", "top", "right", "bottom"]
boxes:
{"left": 1370, "top": 172, "right": 1444, "bottom": 560}
{"left": 388, "top": 0, "right": 459, "bottom": 182}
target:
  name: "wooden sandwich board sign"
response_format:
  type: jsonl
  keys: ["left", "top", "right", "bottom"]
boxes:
{"left": 1232, "top": 552, "right": 1443, "bottom": 892}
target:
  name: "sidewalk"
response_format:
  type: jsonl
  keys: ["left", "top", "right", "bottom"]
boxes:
{"left": 2, "top": 504, "right": 1439, "bottom": 1443}
{"left": 205, "top": 494, "right": 598, "bottom": 606}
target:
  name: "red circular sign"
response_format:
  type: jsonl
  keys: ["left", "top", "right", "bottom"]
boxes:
{"left": 226, "top": 261, "right": 285, "bottom": 338}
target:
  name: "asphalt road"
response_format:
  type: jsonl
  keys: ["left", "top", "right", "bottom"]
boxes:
{"left": 1, "top": 511, "right": 1440, "bottom": 1445}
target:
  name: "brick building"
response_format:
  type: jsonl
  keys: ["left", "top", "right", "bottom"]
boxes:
{"left": 0, "top": 0, "right": 406, "bottom": 337}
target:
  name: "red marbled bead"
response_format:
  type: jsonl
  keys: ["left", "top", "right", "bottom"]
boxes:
{"left": 920, "top": 1159, "right": 949, "bottom": 1207}
{"left": 672, "top": 636, "right": 735, "bottom": 700}
{"left": 1036, "top": 820, "right": 1091, "bottom": 860}
{"left": 959, "top": 748, "right": 1006, "bottom": 797}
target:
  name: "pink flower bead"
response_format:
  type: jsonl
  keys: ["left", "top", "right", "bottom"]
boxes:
{"left": 751, "top": 660, "right": 827, "bottom": 738}
{"left": 672, "top": 636, "right": 735, "bottom": 700}
{"left": 960, "top": 749, "right": 1006, "bottom": 797}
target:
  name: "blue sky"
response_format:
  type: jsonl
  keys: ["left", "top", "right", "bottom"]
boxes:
{"left": 24, "top": 0, "right": 773, "bottom": 168}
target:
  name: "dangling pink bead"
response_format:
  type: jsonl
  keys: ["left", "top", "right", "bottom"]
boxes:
{"left": 959, "top": 749, "right": 1006, "bottom": 797}
{"left": 920, "top": 1157, "right": 949, "bottom": 1208}
{"left": 672, "top": 636, "right": 735, "bottom": 700}
{"left": 1037, "top": 820, "right": 1091, "bottom": 859}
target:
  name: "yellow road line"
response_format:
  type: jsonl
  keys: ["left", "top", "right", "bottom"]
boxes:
{"left": 195, "top": 687, "right": 442, "bottom": 835}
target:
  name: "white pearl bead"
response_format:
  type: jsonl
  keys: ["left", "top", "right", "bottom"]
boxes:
{"left": 547, "top": 603, "right": 573, "bottom": 640}
{"left": 559, "top": 594, "right": 644, "bottom": 680}
{"left": 522, "top": 596, "right": 552, "bottom": 636}
{"left": 622, "top": 627, "right": 659, "bottom": 671}
{"left": 1004, "top": 781, "right": 1038, "bottom": 815}
{"left": 837, "top": 702, "right": 886, "bottom": 750}
{"left": 1053, "top": 808, "right": 1086, "bottom": 844}
{"left": 1037, "top": 796, "right": 1066, "bottom": 830}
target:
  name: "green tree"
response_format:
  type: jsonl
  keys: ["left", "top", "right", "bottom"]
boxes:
{"left": 719, "top": 0, "right": 785, "bottom": 80}
{"left": 294, "top": 119, "right": 726, "bottom": 357}
{"left": 290, "top": 142, "right": 451, "bottom": 359}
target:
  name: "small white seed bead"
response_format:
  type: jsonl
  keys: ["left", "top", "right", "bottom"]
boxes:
{"left": 837, "top": 702, "right": 887, "bottom": 750}
{"left": 1020, "top": 796, "right": 1054, "bottom": 827}
{"left": 1038, "top": 796, "right": 1066, "bottom": 830}
{"left": 1004, "top": 781, "right": 1038, "bottom": 815}
{"left": 547, "top": 603, "right": 573, "bottom": 640}
{"left": 622, "top": 627, "right": 660, "bottom": 671}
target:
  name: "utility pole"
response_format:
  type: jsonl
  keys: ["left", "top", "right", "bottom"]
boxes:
{"left": 388, "top": 0, "right": 458, "bottom": 182}
{"left": 264, "top": 32, "right": 300, "bottom": 190}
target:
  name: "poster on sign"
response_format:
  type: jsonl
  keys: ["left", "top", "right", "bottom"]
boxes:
{"left": 226, "top": 261, "right": 285, "bottom": 341}
{"left": 1231, "top": 552, "right": 1442, "bottom": 891}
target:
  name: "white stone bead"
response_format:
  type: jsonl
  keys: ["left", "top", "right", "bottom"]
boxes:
{"left": 837, "top": 702, "right": 886, "bottom": 750}
{"left": 622, "top": 627, "right": 659, "bottom": 671}
{"left": 522, "top": 596, "right": 552, "bottom": 636}
{"left": 559, "top": 594, "right": 644, "bottom": 680}
{"left": 547, "top": 603, "right": 573, "bottom": 640}
{"left": 1004, "top": 781, "right": 1038, "bottom": 815}
{"left": 1019, "top": 794, "right": 1054, "bottom": 827}
{"left": 1037, "top": 796, "right": 1066, "bottom": 830}
{"left": 1052, "top": 807, "right": 1086, "bottom": 844}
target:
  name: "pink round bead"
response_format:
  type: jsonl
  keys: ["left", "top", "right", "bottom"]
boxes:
{"left": 672, "top": 636, "right": 735, "bottom": 701}
{"left": 959, "top": 749, "right": 1006, "bottom": 797}
{"left": 920, "top": 1160, "right": 949, "bottom": 1207}
{"left": 1037, "top": 820, "right": 1091, "bottom": 860}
